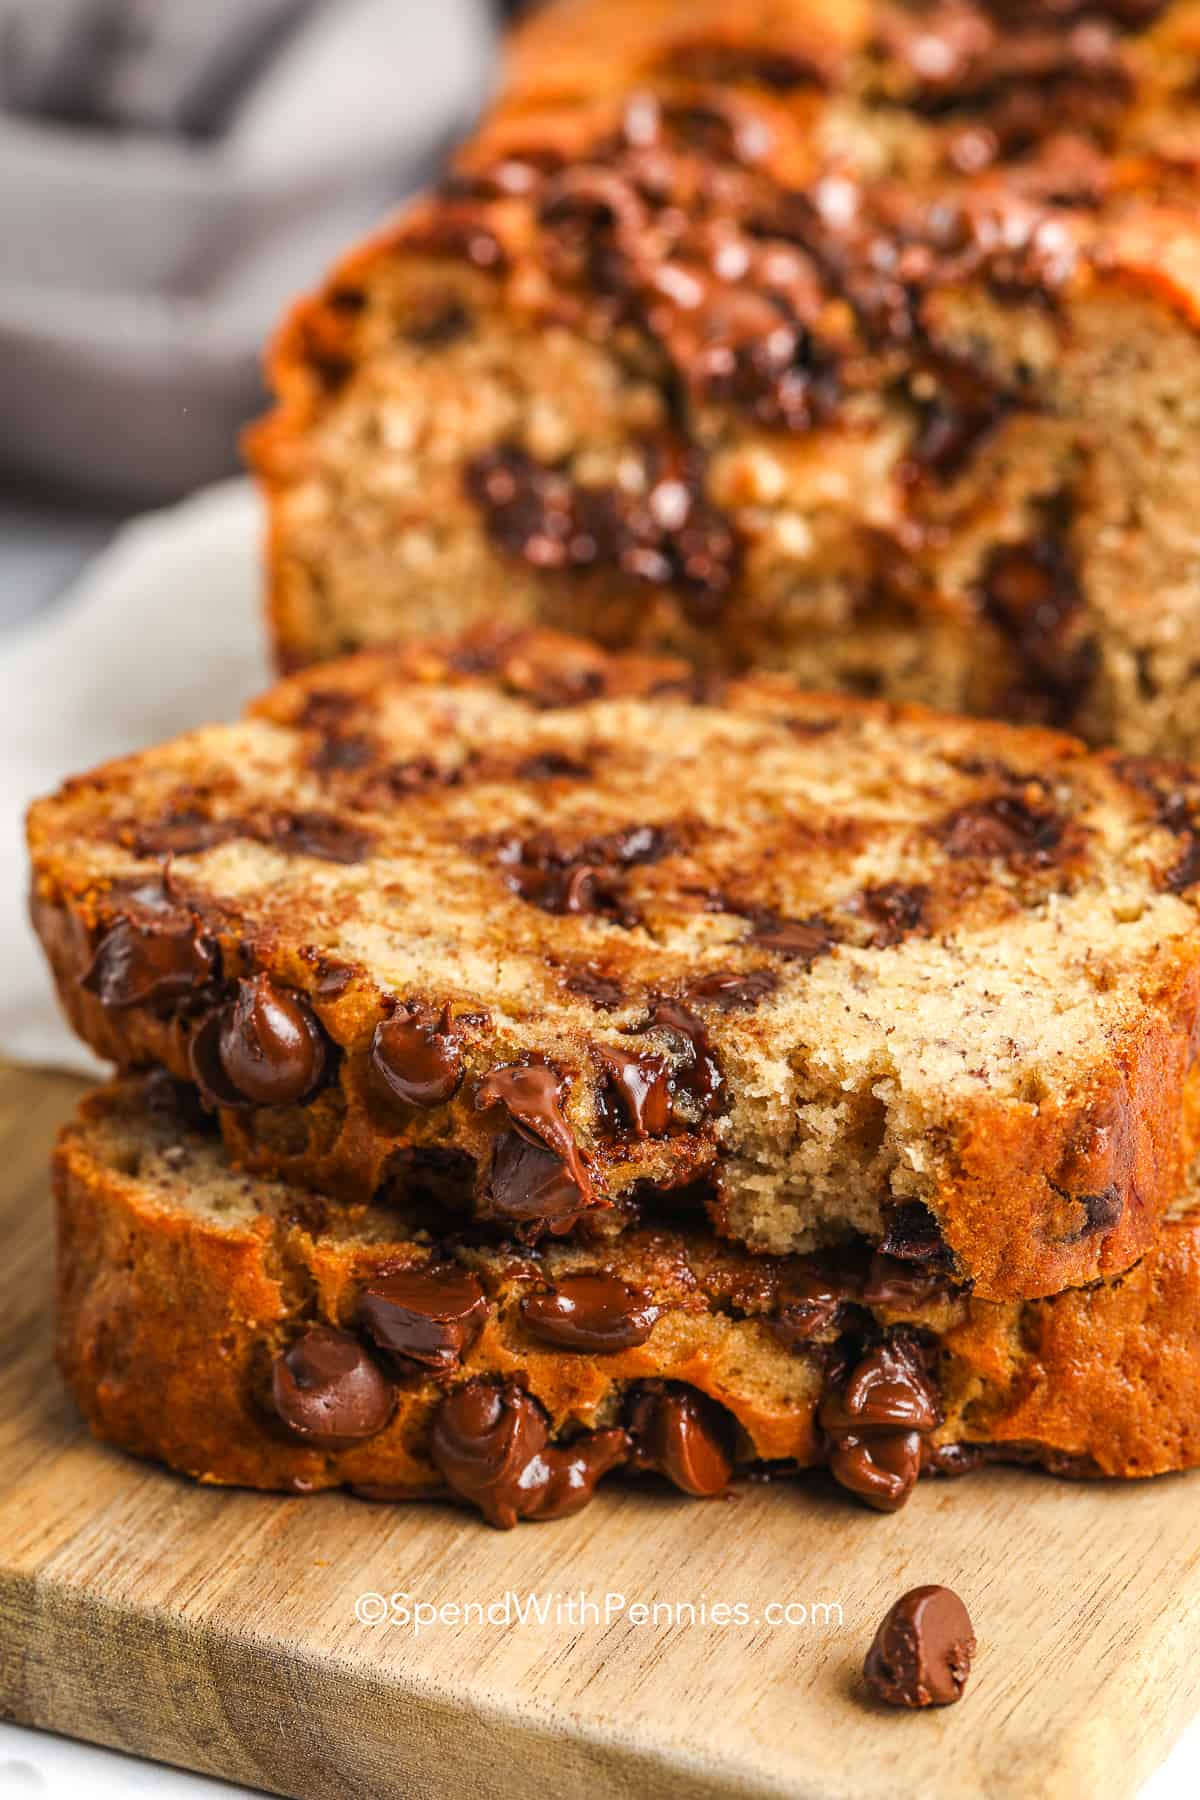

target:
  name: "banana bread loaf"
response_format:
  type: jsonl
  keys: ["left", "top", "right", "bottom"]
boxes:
{"left": 250, "top": 0, "right": 1200, "bottom": 756}
{"left": 28, "top": 628, "right": 1200, "bottom": 1301}
{"left": 56, "top": 1078, "right": 1200, "bottom": 1527}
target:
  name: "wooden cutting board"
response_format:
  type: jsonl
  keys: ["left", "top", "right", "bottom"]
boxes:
{"left": 2, "top": 1061, "right": 1199, "bottom": 1800}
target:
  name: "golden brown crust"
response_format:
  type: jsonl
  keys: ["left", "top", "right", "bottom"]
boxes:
{"left": 248, "top": 0, "right": 1200, "bottom": 757}
{"left": 27, "top": 629, "right": 1200, "bottom": 1300}
{"left": 55, "top": 1081, "right": 1200, "bottom": 1518}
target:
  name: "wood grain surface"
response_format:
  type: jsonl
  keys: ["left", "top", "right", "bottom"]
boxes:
{"left": 2, "top": 1061, "right": 1199, "bottom": 1800}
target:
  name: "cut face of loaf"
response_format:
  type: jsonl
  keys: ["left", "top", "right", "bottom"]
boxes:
{"left": 28, "top": 629, "right": 1200, "bottom": 1300}
{"left": 55, "top": 1079, "right": 1200, "bottom": 1528}
{"left": 250, "top": 0, "right": 1200, "bottom": 756}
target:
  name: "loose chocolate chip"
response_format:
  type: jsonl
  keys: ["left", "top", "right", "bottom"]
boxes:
{"left": 369, "top": 1006, "right": 463, "bottom": 1111}
{"left": 271, "top": 1326, "right": 394, "bottom": 1446}
{"left": 82, "top": 911, "right": 217, "bottom": 1010}
{"left": 430, "top": 1379, "right": 626, "bottom": 1527}
{"left": 475, "top": 1061, "right": 590, "bottom": 1191}
{"left": 521, "top": 1273, "right": 660, "bottom": 1351}
{"left": 683, "top": 968, "right": 779, "bottom": 1010}
{"left": 215, "top": 975, "right": 329, "bottom": 1107}
{"left": 485, "top": 1132, "right": 594, "bottom": 1237}
{"left": 595, "top": 1043, "right": 672, "bottom": 1138}
{"left": 938, "top": 792, "right": 1065, "bottom": 862}
{"left": 359, "top": 1264, "right": 487, "bottom": 1375}
{"left": 626, "top": 1381, "right": 735, "bottom": 1496}
{"left": 743, "top": 913, "right": 836, "bottom": 964}
{"left": 863, "top": 1586, "right": 976, "bottom": 1708}
{"left": 820, "top": 1338, "right": 941, "bottom": 1436}
{"left": 829, "top": 1429, "right": 923, "bottom": 1513}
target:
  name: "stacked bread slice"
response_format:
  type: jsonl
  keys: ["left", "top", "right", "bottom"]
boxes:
{"left": 250, "top": 0, "right": 1200, "bottom": 758}
{"left": 29, "top": 629, "right": 1200, "bottom": 1524}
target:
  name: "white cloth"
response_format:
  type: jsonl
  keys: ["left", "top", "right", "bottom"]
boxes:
{"left": 1, "top": 478, "right": 266, "bottom": 1073}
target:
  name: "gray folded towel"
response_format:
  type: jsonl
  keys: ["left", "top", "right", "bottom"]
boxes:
{"left": 0, "top": 0, "right": 497, "bottom": 503}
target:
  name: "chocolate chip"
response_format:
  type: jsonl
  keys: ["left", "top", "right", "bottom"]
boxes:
{"left": 131, "top": 813, "right": 242, "bottom": 857}
{"left": 1072, "top": 1184, "right": 1124, "bottom": 1237}
{"left": 857, "top": 884, "right": 929, "bottom": 949}
{"left": 475, "top": 1061, "right": 590, "bottom": 1191}
{"left": 213, "top": 975, "right": 329, "bottom": 1107}
{"left": 864, "top": 1587, "right": 976, "bottom": 1708}
{"left": 484, "top": 1133, "right": 594, "bottom": 1238}
{"left": 880, "top": 1202, "right": 952, "bottom": 1267}
{"left": 860, "top": 1253, "right": 950, "bottom": 1308}
{"left": 595, "top": 1043, "right": 672, "bottom": 1138}
{"left": 495, "top": 823, "right": 672, "bottom": 921}
{"left": 771, "top": 1268, "right": 847, "bottom": 1345}
{"left": 939, "top": 792, "right": 1065, "bottom": 861}
{"left": 368, "top": 1006, "right": 463, "bottom": 1111}
{"left": 980, "top": 532, "right": 1095, "bottom": 726}
{"left": 626, "top": 1382, "right": 735, "bottom": 1496}
{"left": 264, "top": 810, "right": 373, "bottom": 864}
{"left": 828, "top": 1429, "right": 923, "bottom": 1513}
{"left": 309, "top": 734, "right": 375, "bottom": 775}
{"left": 429, "top": 1378, "right": 626, "bottom": 1526}
{"left": 635, "top": 1000, "right": 725, "bottom": 1119}
{"left": 405, "top": 296, "right": 474, "bottom": 346}
{"left": 819, "top": 1339, "right": 940, "bottom": 1436}
{"left": 683, "top": 968, "right": 778, "bottom": 1010}
{"left": 271, "top": 1326, "right": 394, "bottom": 1446}
{"left": 515, "top": 751, "right": 592, "bottom": 781}
{"left": 563, "top": 966, "right": 626, "bottom": 1010}
{"left": 521, "top": 1273, "right": 660, "bottom": 1351}
{"left": 82, "top": 910, "right": 217, "bottom": 1010}
{"left": 743, "top": 913, "right": 836, "bottom": 963}
{"left": 359, "top": 1264, "right": 487, "bottom": 1374}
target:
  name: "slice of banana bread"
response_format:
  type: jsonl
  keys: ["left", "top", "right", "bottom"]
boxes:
{"left": 28, "top": 629, "right": 1200, "bottom": 1300}
{"left": 56, "top": 1078, "right": 1200, "bottom": 1527}
{"left": 250, "top": 0, "right": 1200, "bottom": 756}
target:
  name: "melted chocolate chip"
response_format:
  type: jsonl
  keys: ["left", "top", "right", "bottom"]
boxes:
{"left": 905, "top": 354, "right": 1011, "bottom": 484}
{"left": 265, "top": 810, "right": 373, "bottom": 864}
{"left": 359, "top": 1264, "right": 487, "bottom": 1374}
{"left": 515, "top": 751, "right": 592, "bottom": 781}
{"left": 212, "top": 975, "right": 329, "bottom": 1107}
{"left": 880, "top": 1202, "right": 952, "bottom": 1267}
{"left": 131, "top": 813, "right": 242, "bottom": 857}
{"left": 475, "top": 1061, "right": 590, "bottom": 1186}
{"left": 495, "top": 823, "right": 672, "bottom": 921}
{"left": 771, "top": 1268, "right": 847, "bottom": 1346}
{"left": 864, "top": 1586, "right": 976, "bottom": 1708}
{"left": 429, "top": 1377, "right": 626, "bottom": 1526}
{"left": 405, "top": 296, "right": 474, "bottom": 346}
{"left": 522, "top": 1273, "right": 660, "bottom": 1352}
{"left": 829, "top": 1428, "right": 924, "bottom": 1513}
{"left": 939, "top": 791, "right": 1066, "bottom": 861}
{"left": 271, "top": 1327, "right": 394, "bottom": 1446}
{"left": 635, "top": 999, "right": 726, "bottom": 1119}
{"left": 564, "top": 966, "right": 626, "bottom": 1010}
{"left": 819, "top": 1339, "right": 941, "bottom": 1436}
{"left": 595, "top": 1043, "right": 672, "bottom": 1138}
{"left": 465, "top": 442, "right": 742, "bottom": 620}
{"left": 683, "top": 969, "right": 778, "bottom": 1010}
{"left": 980, "top": 533, "right": 1095, "bottom": 726}
{"left": 626, "top": 1381, "right": 735, "bottom": 1496}
{"left": 860, "top": 1253, "right": 950, "bottom": 1308}
{"left": 743, "top": 913, "right": 836, "bottom": 964}
{"left": 485, "top": 1133, "right": 594, "bottom": 1238}
{"left": 858, "top": 884, "right": 930, "bottom": 949}
{"left": 82, "top": 910, "right": 217, "bottom": 1010}
{"left": 369, "top": 1006, "right": 463, "bottom": 1111}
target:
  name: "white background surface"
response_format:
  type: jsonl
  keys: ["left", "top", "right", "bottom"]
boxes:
{"left": 3, "top": 486, "right": 1199, "bottom": 1798}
